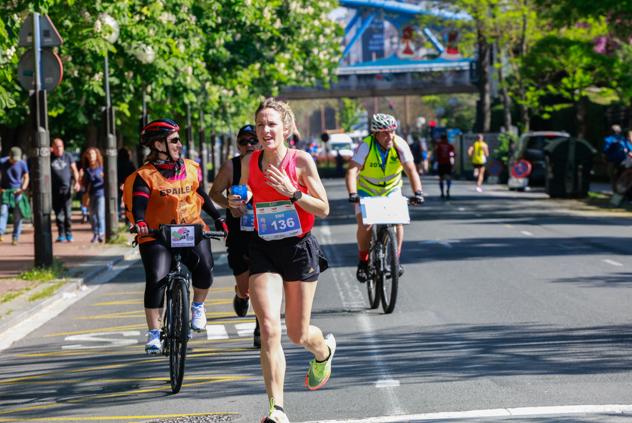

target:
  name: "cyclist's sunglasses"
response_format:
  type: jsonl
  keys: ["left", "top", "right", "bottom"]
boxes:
{"left": 238, "top": 137, "right": 258, "bottom": 146}
{"left": 167, "top": 137, "right": 182, "bottom": 144}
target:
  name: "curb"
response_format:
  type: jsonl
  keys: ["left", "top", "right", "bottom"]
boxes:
{"left": 0, "top": 245, "right": 140, "bottom": 352}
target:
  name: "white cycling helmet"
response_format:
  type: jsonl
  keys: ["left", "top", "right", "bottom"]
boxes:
{"left": 370, "top": 113, "right": 398, "bottom": 132}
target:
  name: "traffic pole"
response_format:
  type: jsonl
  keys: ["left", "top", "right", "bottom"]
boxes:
{"left": 103, "top": 51, "right": 118, "bottom": 241}
{"left": 31, "top": 12, "right": 53, "bottom": 267}
{"left": 198, "top": 109, "right": 209, "bottom": 193}
{"left": 186, "top": 103, "right": 194, "bottom": 159}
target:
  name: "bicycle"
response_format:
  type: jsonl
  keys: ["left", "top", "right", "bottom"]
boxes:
{"left": 134, "top": 223, "right": 224, "bottom": 393}
{"left": 358, "top": 196, "right": 419, "bottom": 314}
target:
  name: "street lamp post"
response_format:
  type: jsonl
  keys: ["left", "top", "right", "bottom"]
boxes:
{"left": 99, "top": 14, "right": 119, "bottom": 242}
{"left": 133, "top": 44, "right": 155, "bottom": 166}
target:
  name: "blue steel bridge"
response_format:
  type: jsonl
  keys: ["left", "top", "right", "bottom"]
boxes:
{"left": 281, "top": 0, "right": 476, "bottom": 99}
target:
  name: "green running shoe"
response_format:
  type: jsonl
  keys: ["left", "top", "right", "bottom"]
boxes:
{"left": 305, "top": 333, "right": 336, "bottom": 391}
{"left": 260, "top": 398, "right": 289, "bottom": 423}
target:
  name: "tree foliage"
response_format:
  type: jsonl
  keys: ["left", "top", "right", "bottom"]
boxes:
{"left": 0, "top": 0, "right": 342, "bottom": 147}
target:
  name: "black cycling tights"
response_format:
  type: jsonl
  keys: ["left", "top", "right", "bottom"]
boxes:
{"left": 139, "top": 239, "right": 214, "bottom": 308}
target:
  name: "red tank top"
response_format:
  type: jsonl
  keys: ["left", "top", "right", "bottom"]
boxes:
{"left": 248, "top": 149, "right": 314, "bottom": 236}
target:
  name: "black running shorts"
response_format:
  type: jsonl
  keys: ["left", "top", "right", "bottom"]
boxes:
{"left": 438, "top": 163, "right": 453, "bottom": 176}
{"left": 249, "top": 232, "right": 327, "bottom": 282}
{"left": 227, "top": 231, "right": 252, "bottom": 276}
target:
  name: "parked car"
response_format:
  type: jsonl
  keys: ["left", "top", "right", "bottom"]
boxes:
{"left": 320, "top": 133, "right": 355, "bottom": 161}
{"left": 508, "top": 131, "right": 570, "bottom": 189}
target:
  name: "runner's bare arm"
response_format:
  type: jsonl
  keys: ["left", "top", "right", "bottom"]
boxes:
{"left": 228, "top": 154, "right": 252, "bottom": 212}
{"left": 296, "top": 150, "right": 329, "bottom": 218}
{"left": 264, "top": 150, "right": 329, "bottom": 218}
{"left": 209, "top": 160, "right": 232, "bottom": 208}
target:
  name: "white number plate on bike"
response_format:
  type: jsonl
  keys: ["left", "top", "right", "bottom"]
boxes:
{"left": 169, "top": 225, "right": 196, "bottom": 248}
{"left": 255, "top": 200, "right": 302, "bottom": 240}
{"left": 360, "top": 196, "right": 410, "bottom": 225}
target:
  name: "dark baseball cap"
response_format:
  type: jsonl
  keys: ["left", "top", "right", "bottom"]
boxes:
{"left": 237, "top": 124, "right": 256, "bottom": 139}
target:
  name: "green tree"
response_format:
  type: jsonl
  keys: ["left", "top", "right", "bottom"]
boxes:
{"left": 338, "top": 98, "right": 361, "bottom": 132}
{"left": 0, "top": 0, "right": 341, "bottom": 151}
{"left": 520, "top": 20, "right": 612, "bottom": 138}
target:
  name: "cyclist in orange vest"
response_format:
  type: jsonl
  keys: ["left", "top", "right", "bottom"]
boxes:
{"left": 124, "top": 118, "right": 228, "bottom": 354}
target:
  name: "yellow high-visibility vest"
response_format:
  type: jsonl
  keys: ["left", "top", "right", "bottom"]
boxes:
{"left": 357, "top": 135, "right": 404, "bottom": 196}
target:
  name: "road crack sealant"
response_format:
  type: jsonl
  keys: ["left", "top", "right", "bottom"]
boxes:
{"left": 316, "top": 222, "right": 406, "bottom": 417}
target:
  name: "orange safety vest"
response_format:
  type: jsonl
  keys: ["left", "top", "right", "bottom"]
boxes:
{"left": 123, "top": 159, "right": 207, "bottom": 244}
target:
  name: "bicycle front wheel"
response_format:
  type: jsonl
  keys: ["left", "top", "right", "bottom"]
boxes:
{"left": 366, "top": 233, "right": 381, "bottom": 309}
{"left": 380, "top": 226, "right": 399, "bottom": 314}
{"left": 169, "top": 277, "right": 190, "bottom": 393}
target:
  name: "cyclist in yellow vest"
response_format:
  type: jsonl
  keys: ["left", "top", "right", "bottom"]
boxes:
{"left": 346, "top": 113, "right": 424, "bottom": 282}
{"left": 467, "top": 133, "right": 490, "bottom": 192}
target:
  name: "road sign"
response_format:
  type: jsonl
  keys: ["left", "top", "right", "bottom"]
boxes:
{"left": 18, "top": 14, "right": 63, "bottom": 47}
{"left": 17, "top": 49, "right": 63, "bottom": 92}
{"left": 511, "top": 159, "right": 532, "bottom": 179}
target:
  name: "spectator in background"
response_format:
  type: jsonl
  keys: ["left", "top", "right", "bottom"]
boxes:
{"left": 603, "top": 124, "right": 629, "bottom": 191}
{"left": 0, "top": 147, "right": 30, "bottom": 245}
{"left": 51, "top": 138, "right": 80, "bottom": 242}
{"left": 81, "top": 147, "right": 105, "bottom": 243}
{"left": 434, "top": 134, "right": 455, "bottom": 199}
{"left": 117, "top": 147, "right": 136, "bottom": 221}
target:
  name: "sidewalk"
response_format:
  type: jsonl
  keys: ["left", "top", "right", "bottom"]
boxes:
{"left": 0, "top": 210, "right": 139, "bottom": 347}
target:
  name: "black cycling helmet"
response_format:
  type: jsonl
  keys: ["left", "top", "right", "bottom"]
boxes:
{"left": 140, "top": 118, "right": 180, "bottom": 146}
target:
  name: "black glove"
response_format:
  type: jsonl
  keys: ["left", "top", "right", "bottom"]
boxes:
{"left": 348, "top": 192, "right": 360, "bottom": 203}
{"left": 411, "top": 191, "right": 424, "bottom": 205}
{"left": 214, "top": 218, "right": 229, "bottom": 236}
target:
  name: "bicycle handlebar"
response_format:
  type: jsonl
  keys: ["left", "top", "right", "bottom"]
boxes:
{"left": 130, "top": 226, "right": 226, "bottom": 240}
{"left": 349, "top": 195, "right": 423, "bottom": 205}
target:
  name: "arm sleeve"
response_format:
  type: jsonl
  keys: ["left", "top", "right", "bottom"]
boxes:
{"left": 132, "top": 174, "right": 150, "bottom": 222}
{"left": 351, "top": 142, "right": 370, "bottom": 166}
{"left": 395, "top": 138, "right": 414, "bottom": 163}
{"left": 197, "top": 185, "right": 221, "bottom": 221}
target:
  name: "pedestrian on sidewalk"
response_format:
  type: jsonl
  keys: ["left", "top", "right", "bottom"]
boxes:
{"left": 0, "top": 146, "right": 30, "bottom": 245}
{"left": 209, "top": 124, "right": 261, "bottom": 348}
{"left": 468, "top": 133, "right": 489, "bottom": 192}
{"left": 81, "top": 147, "right": 105, "bottom": 243}
{"left": 51, "top": 138, "right": 80, "bottom": 242}
{"left": 603, "top": 124, "right": 629, "bottom": 192}
{"left": 229, "top": 98, "right": 334, "bottom": 423}
{"left": 434, "top": 134, "right": 455, "bottom": 199}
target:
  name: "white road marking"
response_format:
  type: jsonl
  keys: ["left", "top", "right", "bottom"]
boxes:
{"left": 63, "top": 331, "right": 140, "bottom": 350}
{"left": 520, "top": 230, "right": 534, "bottom": 236}
{"left": 214, "top": 253, "right": 228, "bottom": 266}
{"left": 297, "top": 404, "right": 632, "bottom": 423}
{"left": 206, "top": 325, "right": 229, "bottom": 340}
{"left": 603, "top": 259, "right": 623, "bottom": 267}
{"left": 375, "top": 379, "right": 400, "bottom": 388}
{"left": 317, "top": 222, "right": 406, "bottom": 416}
{"left": 0, "top": 252, "right": 139, "bottom": 353}
{"left": 235, "top": 322, "right": 286, "bottom": 337}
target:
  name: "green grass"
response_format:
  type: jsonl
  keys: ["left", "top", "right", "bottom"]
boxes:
{"left": 19, "top": 259, "right": 66, "bottom": 282}
{"left": 106, "top": 223, "right": 133, "bottom": 245}
{"left": 28, "top": 280, "right": 66, "bottom": 302}
{"left": 0, "top": 290, "right": 25, "bottom": 304}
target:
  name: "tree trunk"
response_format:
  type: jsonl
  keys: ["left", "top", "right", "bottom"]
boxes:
{"left": 86, "top": 124, "right": 98, "bottom": 148}
{"left": 576, "top": 97, "right": 588, "bottom": 140}
{"left": 476, "top": 30, "right": 491, "bottom": 133}
{"left": 496, "top": 44, "right": 513, "bottom": 132}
